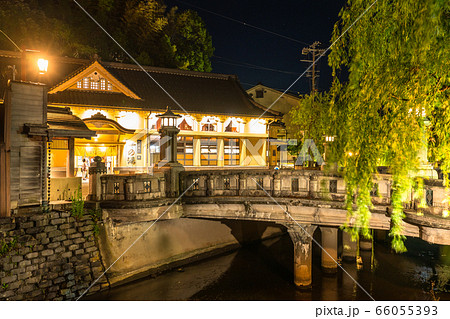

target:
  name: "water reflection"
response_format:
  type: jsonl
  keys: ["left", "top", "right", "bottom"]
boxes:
{"left": 85, "top": 234, "right": 450, "bottom": 301}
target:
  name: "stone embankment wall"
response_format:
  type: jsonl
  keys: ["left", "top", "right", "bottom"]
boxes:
{"left": 0, "top": 209, "right": 107, "bottom": 300}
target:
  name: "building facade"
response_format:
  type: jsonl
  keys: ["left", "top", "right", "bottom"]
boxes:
{"left": 0, "top": 51, "right": 281, "bottom": 181}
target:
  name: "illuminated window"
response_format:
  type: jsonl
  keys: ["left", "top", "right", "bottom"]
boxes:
{"left": 149, "top": 136, "right": 160, "bottom": 154}
{"left": 224, "top": 138, "right": 239, "bottom": 166}
{"left": 91, "top": 81, "right": 99, "bottom": 90}
{"left": 178, "top": 119, "right": 193, "bottom": 131}
{"left": 200, "top": 138, "right": 217, "bottom": 166}
{"left": 78, "top": 77, "right": 113, "bottom": 91}
{"left": 202, "top": 123, "right": 216, "bottom": 132}
{"left": 177, "top": 136, "right": 193, "bottom": 166}
{"left": 225, "top": 122, "right": 238, "bottom": 132}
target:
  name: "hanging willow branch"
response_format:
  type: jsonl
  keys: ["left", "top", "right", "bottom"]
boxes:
{"left": 324, "top": 0, "right": 450, "bottom": 252}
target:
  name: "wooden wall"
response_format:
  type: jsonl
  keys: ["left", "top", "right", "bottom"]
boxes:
{"left": 6, "top": 82, "right": 47, "bottom": 209}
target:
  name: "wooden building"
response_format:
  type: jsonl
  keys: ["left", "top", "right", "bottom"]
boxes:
{"left": 0, "top": 50, "right": 281, "bottom": 178}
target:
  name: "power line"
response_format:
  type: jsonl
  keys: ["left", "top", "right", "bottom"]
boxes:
{"left": 213, "top": 55, "right": 301, "bottom": 75}
{"left": 172, "top": 0, "right": 309, "bottom": 45}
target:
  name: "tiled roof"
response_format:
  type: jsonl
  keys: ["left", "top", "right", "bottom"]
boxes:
{"left": 48, "top": 60, "right": 280, "bottom": 117}
{"left": 47, "top": 106, "right": 96, "bottom": 138}
{"left": 0, "top": 50, "right": 280, "bottom": 117}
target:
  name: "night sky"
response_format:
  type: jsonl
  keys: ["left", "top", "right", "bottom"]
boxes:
{"left": 166, "top": 0, "right": 347, "bottom": 95}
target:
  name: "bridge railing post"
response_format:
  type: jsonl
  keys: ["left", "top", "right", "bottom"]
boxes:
{"left": 239, "top": 173, "right": 247, "bottom": 196}
{"left": 273, "top": 172, "right": 281, "bottom": 197}
{"left": 206, "top": 174, "right": 214, "bottom": 196}
{"left": 101, "top": 177, "right": 107, "bottom": 201}
{"left": 309, "top": 174, "right": 318, "bottom": 199}
{"left": 125, "top": 177, "right": 135, "bottom": 201}
{"left": 159, "top": 176, "right": 166, "bottom": 197}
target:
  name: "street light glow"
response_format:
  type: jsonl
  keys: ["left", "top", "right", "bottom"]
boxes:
{"left": 37, "top": 58, "right": 48, "bottom": 74}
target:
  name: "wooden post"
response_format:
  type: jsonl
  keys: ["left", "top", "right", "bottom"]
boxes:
{"left": 0, "top": 90, "right": 11, "bottom": 216}
{"left": 67, "top": 137, "right": 75, "bottom": 177}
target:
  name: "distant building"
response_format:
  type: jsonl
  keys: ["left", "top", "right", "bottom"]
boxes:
{"left": 246, "top": 83, "right": 300, "bottom": 115}
{"left": 247, "top": 84, "right": 300, "bottom": 167}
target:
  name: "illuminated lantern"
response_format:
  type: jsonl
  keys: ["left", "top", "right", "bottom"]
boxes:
{"left": 156, "top": 107, "right": 181, "bottom": 164}
{"left": 37, "top": 58, "right": 48, "bottom": 75}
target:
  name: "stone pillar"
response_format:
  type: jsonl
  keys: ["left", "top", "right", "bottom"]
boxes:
{"left": 206, "top": 174, "right": 214, "bottom": 196}
{"left": 320, "top": 227, "right": 338, "bottom": 273}
{"left": 342, "top": 231, "right": 357, "bottom": 262}
{"left": 359, "top": 238, "right": 372, "bottom": 251}
{"left": 159, "top": 176, "right": 166, "bottom": 196}
{"left": 125, "top": 177, "right": 135, "bottom": 201}
{"left": 309, "top": 174, "right": 318, "bottom": 198}
{"left": 239, "top": 173, "right": 247, "bottom": 196}
{"left": 272, "top": 172, "right": 281, "bottom": 197}
{"left": 87, "top": 156, "right": 107, "bottom": 201}
{"left": 67, "top": 137, "right": 75, "bottom": 177}
{"left": 286, "top": 224, "right": 317, "bottom": 289}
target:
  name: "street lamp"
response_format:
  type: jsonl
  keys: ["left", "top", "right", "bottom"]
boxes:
{"left": 37, "top": 58, "right": 48, "bottom": 75}
{"left": 156, "top": 106, "right": 181, "bottom": 164}
{"left": 157, "top": 106, "right": 180, "bottom": 129}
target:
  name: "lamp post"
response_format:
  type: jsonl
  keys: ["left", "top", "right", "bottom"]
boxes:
{"left": 155, "top": 107, "right": 184, "bottom": 198}
{"left": 156, "top": 106, "right": 181, "bottom": 165}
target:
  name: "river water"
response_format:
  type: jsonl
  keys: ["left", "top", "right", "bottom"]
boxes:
{"left": 85, "top": 233, "right": 450, "bottom": 301}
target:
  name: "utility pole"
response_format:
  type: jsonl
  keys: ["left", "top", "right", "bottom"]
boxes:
{"left": 301, "top": 41, "right": 326, "bottom": 95}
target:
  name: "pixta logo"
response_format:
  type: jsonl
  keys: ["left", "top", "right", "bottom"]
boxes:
{"left": 296, "top": 139, "right": 324, "bottom": 165}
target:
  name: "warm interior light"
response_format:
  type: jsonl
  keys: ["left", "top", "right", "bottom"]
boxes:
{"left": 443, "top": 210, "right": 449, "bottom": 218}
{"left": 37, "top": 58, "right": 48, "bottom": 74}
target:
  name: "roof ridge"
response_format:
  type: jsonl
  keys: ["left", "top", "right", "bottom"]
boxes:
{"left": 102, "top": 61, "right": 234, "bottom": 80}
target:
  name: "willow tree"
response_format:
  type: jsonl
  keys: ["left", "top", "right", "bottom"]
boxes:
{"left": 285, "top": 92, "right": 331, "bottom": 163}
{"left": 326, "top": 0, "right": 449, "bottom": 251}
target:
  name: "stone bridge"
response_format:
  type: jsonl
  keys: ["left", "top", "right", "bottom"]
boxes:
{"left": 91, "top": 167, "right": 450, "bottom": 288}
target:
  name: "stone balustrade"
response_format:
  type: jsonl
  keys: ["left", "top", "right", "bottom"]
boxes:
{"left": 180, "top": 169, "right": 393, "bottom": 205}
{"left": 93, "top": 167, "right": 448, "bottom": 217}
{"left": 100, "top": 173, "right": 166, "bottom": 201}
